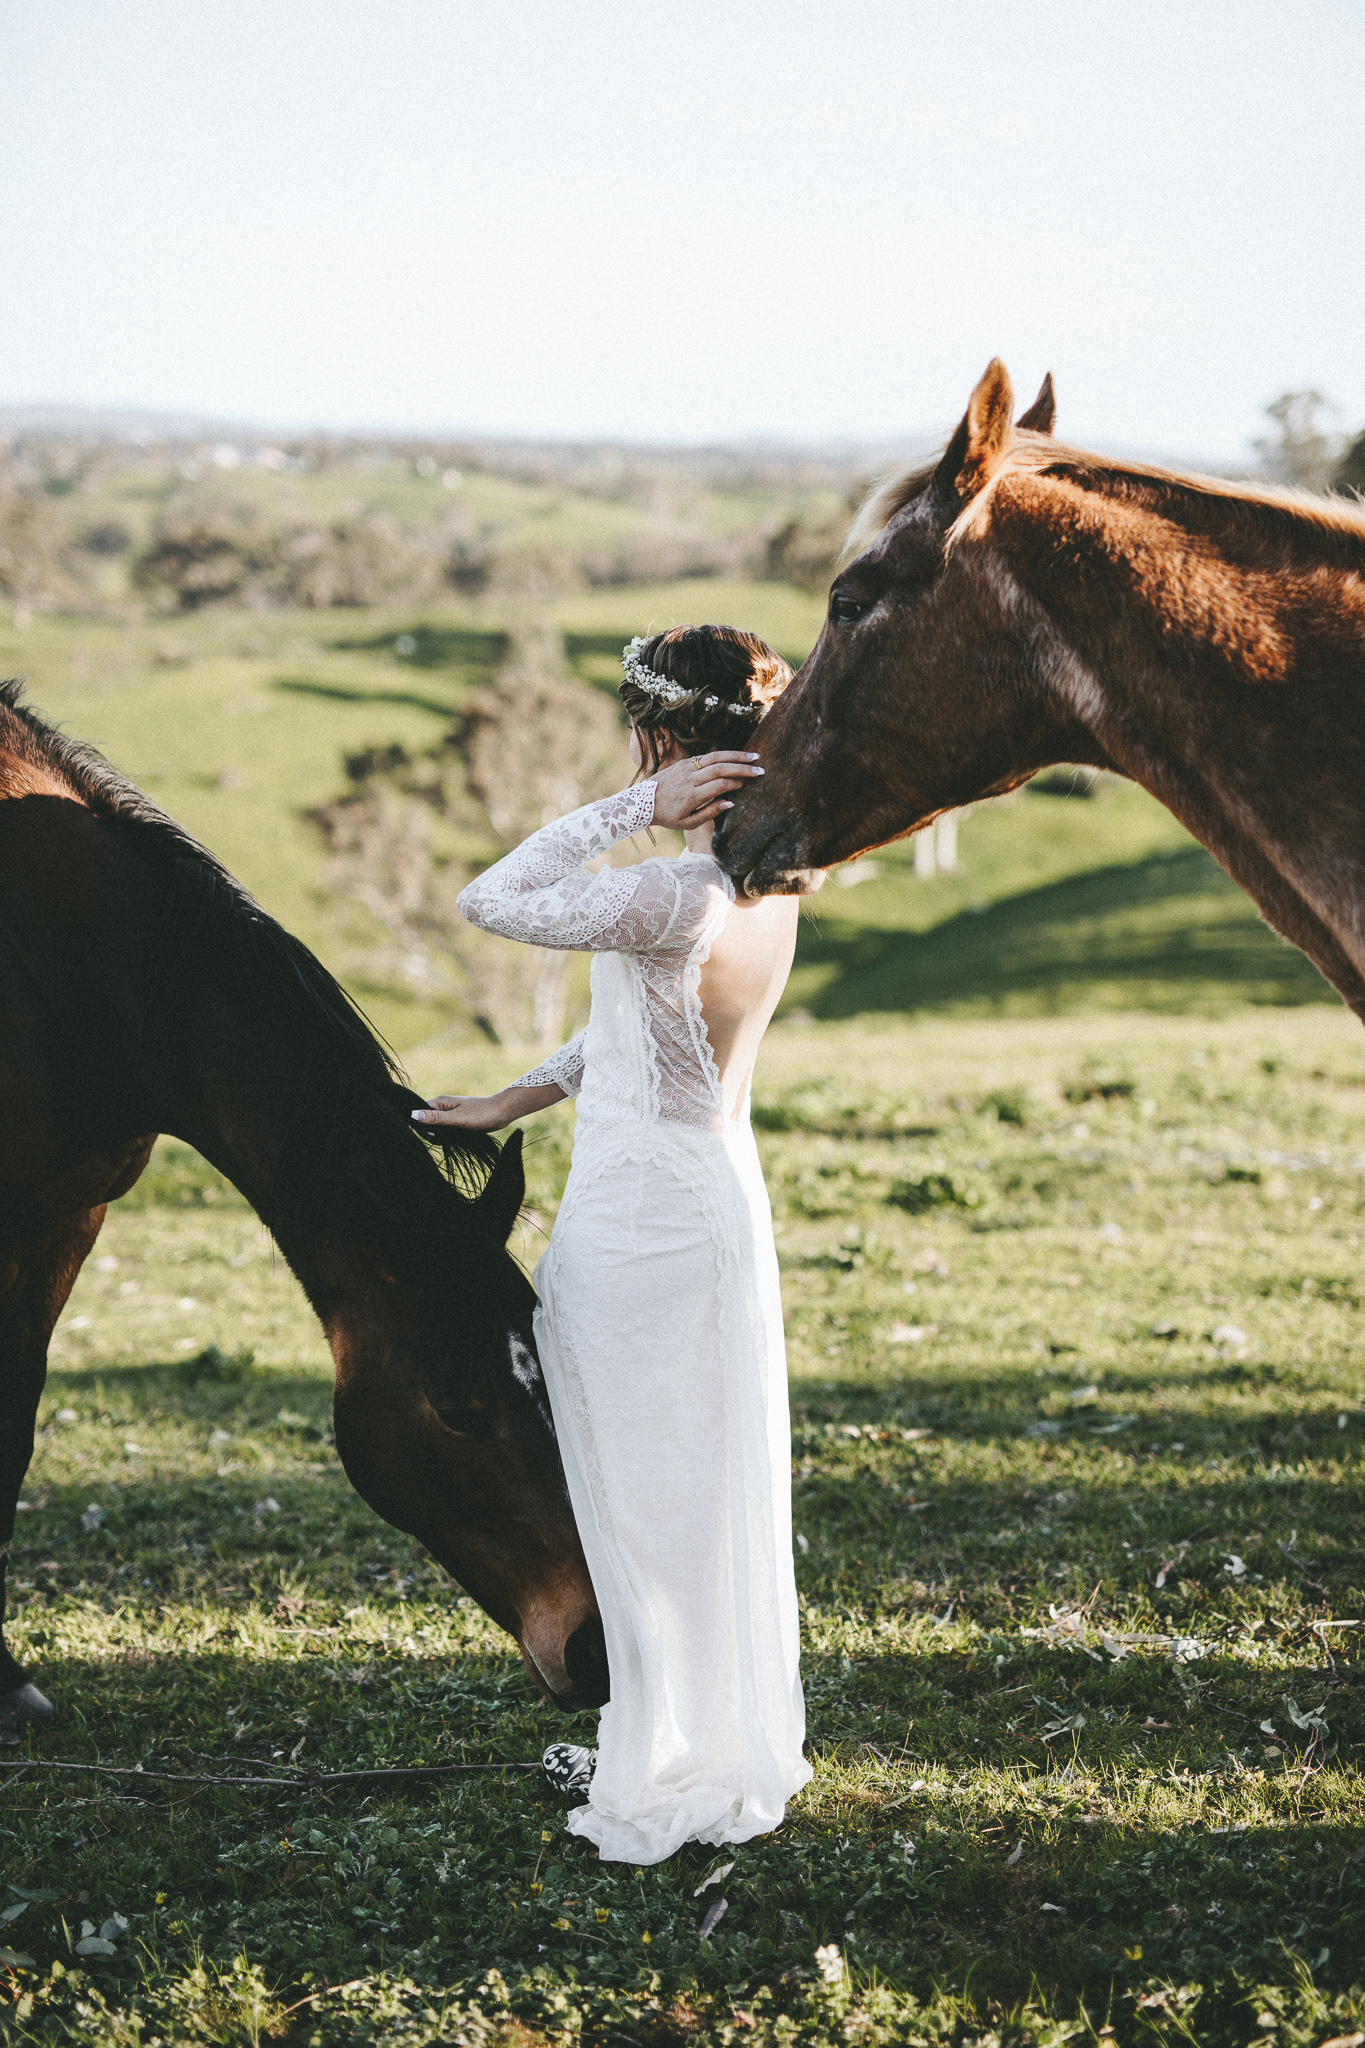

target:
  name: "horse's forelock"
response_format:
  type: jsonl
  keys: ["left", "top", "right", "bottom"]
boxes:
{"left": 840, "top": 460, "right": 941, "bottom": 565}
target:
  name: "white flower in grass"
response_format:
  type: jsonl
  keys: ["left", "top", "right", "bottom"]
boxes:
{"left": 814, "top": 1943, "right": 844, "bottom": 1985}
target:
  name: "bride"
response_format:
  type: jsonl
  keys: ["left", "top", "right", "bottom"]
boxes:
{"left": 413, "top": 624, "right": 811, "bottom": 1865}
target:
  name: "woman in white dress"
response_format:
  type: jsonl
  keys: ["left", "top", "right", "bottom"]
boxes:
{"left": 413, "top": 625, "right": 811, "bottom": 1865}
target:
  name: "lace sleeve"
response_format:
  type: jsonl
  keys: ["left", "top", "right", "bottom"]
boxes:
{"left": 511, "top": 1030, "right": 586, "bottom": 1100}
{"left": 458, "top": 782, "right": 689, "bottom": 953}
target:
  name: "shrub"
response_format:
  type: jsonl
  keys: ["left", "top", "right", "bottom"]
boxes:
{"left": 180, "top": 1344, "right": 256, "bottom": 1383}
{"left": 886, "top": 1171, "right": 980, "bottom": 1213}
{"left": 0, "top": 487, "right": 86, "bottom": 605}
{"left": 311, "top": 618, "right": 624, "bottom": 1046}
{"left": 1063, "top": 1061, "right": 1136, "bottom": 1103}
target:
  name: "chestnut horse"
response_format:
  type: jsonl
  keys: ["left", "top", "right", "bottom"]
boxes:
{"left": 716, "top": 361, "right": 1365, "bottom": 1022}
{"left": 0, "top": 679, "right": 607, "bottom": 1729}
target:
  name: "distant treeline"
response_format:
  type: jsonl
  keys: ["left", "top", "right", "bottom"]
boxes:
{"left": 2, "top": 391, "right": 1360, "bottom": 616}
{"left": 0, "top": 428, "right": 873, "bottom": 615}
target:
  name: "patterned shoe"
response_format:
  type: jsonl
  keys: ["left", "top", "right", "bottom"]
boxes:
{"left": 541, "top": 1742, "right": 596, "bottom": 1794}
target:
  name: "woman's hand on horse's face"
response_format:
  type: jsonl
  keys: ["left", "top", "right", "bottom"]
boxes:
{"left": 651, "top": 752, "right": 764, "bottom": 832}
{"left": 414, "top": 1094, "right": 512, "bottom": 1132}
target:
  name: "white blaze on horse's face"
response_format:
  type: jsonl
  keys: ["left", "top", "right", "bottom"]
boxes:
{"left": 508, "top": 1332, "right": 540, "bottom": 1392}
{"left": 508, "top": 1332, "right": 555, "bottom": 1435}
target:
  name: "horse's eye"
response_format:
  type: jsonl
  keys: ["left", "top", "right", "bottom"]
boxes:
{"left": 829, "top": 593, "right": 865, "bottom": 625}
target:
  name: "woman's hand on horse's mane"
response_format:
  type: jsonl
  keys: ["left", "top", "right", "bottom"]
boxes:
{"left": 413, "top": 1094, "right": 510, "bottom": 1132}
{"left": 651, "top": 752, "right": 763, "bottom": 833}
{"left": 413, "top": 1084, "right": 564, "bottom": 1133}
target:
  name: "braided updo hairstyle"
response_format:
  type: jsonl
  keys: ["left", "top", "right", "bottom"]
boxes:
{"left": 620, "top": 624, "right": 793, "bottom": 778}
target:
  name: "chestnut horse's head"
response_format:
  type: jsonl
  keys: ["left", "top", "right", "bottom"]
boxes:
{"left": 714, "top": 360, "right": 1107, "bottom": 894}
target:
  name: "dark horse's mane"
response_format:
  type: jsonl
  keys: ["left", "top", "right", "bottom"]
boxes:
{"left": 0, "top": 676, "right": 502, "bottom": 1280}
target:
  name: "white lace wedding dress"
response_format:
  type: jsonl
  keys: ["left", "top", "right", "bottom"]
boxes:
{"left": 458, "top": 780, "right": 810, "bottom": 1864}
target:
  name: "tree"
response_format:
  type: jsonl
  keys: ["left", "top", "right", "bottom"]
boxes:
{"left": 311, "top": 619, "right": 625, "bottom": 1047}
{"left": 1252, "top": 390, "right": 1344, "bottom": 495}
{"left": 1335, "top": 428, "right": 1365, "bottom": 497}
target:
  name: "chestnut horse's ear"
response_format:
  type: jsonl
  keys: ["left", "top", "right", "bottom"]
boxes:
{"left": 1016, "top": 371, "right": 1056, "bottom": 435}
{"left": 933, "top": 357, "right": 1015, "bottom": 508}
{"left": 476, "top": 1128, "right": 525, "bottom": 1244}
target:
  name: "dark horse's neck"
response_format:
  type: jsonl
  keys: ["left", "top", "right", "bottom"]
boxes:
{"left": 142, "top": 848, "right": 492, "bottom": 1323}
{"left": 0, "top": 677, "right": 492, "bottom": 1308}
{"left": 989, "top": 471, "right": 1365, "bottom": 1018}
{"left": 0, "top": 680, "right": 608, "bottom": 1711}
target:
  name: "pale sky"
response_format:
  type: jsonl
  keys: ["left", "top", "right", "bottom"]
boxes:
{"left": 2, "top": 0, "right": 1360, "bottom": 460}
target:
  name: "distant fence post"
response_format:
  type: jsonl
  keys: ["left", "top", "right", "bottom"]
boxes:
{"left": 914, "top": 827, "right": 936, "bottom": 878}
{"left": 913, "top": 809, "right": 963, "bottom": 878}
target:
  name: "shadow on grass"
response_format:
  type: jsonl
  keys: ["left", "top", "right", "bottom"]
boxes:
{"left": 37, "top": 1362, "right": 332, "bottom": 1443}
{"left": 793, "top": 1356, "right": 1359, "bottom": 1449}
{"left": 273, "top": 675, "right": 464, "bottom": 720}
{"left": 9, "top": 1630, "right": 1362, "bottom": 2020}
{"left": 793, "top": 846, "right": 1334, "bottom": 1018}
{"left": 326, "top": 624, "right": 507, "bottom": 672}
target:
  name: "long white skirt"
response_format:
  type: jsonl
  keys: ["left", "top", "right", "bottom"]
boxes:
{"left": 533, "top": 1114, "right": 810, "bottom": 1865}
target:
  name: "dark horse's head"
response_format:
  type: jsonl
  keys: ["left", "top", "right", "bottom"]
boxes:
{"left": 319, "top": 1117, "right": 609, "bottom": 1711}
{"left": 714, "top": 360, "right": 1103, "bottom": 894}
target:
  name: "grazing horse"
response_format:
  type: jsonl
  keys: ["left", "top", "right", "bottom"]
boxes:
{"left": 715, "top": 361, "right": 1365, "bottom": 1022}
{"left": 0, "top": 679, "right": 608, "bottom": 1728}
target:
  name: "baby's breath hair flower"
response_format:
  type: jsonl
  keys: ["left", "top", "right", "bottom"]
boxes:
{"left": 621, "top": 636, "right": 761, "bottom": 719}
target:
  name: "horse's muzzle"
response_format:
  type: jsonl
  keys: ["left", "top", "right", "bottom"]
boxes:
{"left": 563, "top": 1615, "right": 610, "bottom": 1707}
{"left": 714, "top": 809, "right": 826, "bottom": 899}
{"left": 742, "top": 864, "right": 827, "bottom": 899}
{"left": 519, "top": 1605, "right": 610, "bottom": 1710}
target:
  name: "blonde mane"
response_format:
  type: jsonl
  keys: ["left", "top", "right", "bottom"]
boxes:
{"left": 842, "top": 429, "right": 1365, "bottom": 564}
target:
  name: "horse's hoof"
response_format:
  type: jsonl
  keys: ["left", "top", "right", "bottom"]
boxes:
{"left": 1, "top": 1681, "right": 55, "bottom": 1734}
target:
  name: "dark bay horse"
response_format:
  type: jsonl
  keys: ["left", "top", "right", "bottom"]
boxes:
{"left": 0, "top": 679, "right": 608, "bottom": 1728}
{"left": 716, "top": 361, "right": 1365, "bottom": 1022}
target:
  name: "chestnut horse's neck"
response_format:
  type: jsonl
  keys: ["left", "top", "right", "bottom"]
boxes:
{"left": 982, "top": 469, "right": 1365, "bottom": 1017}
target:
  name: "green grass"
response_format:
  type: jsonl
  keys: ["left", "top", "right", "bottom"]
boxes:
{"left": 5, "top": 1011, "right": 1364, "bottom": 2045}
{"left": 2, "top": 599, "right": 1360, "bottom": 2040}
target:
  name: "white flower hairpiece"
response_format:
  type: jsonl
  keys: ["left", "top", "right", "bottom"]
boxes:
{"left": 620, "top": 635, "right": 762, "bottom": 719}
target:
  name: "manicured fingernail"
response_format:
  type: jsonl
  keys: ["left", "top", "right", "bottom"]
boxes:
{"left": 720, "top": 800, "right": 734, "bottom": 809}
{"left": 411, "top": 1109, "right": 428, "bottom": 1120}
{"left": 746, "top": 753, "right": 760, "bottom": 760}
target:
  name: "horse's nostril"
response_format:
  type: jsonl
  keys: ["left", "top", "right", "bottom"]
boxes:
{"left": 564, "top": 1617, "right": 610, "bottom": 1708}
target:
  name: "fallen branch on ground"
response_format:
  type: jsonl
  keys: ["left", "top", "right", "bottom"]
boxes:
{"left": 0, "top": 1758, "right": 540, "bottom": 1791}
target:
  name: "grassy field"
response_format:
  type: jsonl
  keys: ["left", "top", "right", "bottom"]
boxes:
{"left": 2, "top": 598, "right": 1362, "bottom": 2041}
{"left": 4, "top": 1009, "right": 1364, "bottom": 2046}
